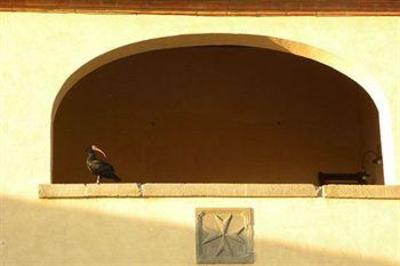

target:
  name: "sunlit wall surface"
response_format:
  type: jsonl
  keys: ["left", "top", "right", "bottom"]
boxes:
{"left": 1, "top": 13, "right": 399, "bottom": 266}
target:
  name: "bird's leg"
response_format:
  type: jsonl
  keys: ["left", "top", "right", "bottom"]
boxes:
{"left": 137, "top": 183, "right": 143, "bottom": 193}
{"left": 96, "top": 176, "right": 101, "bottom": 184}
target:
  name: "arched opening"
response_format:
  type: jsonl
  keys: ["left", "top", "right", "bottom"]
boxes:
{"left": 52, "top": 37, "right": 389, "bottom": 185}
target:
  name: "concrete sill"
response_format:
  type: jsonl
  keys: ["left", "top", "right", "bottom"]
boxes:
{"left": 142, "top": 183, "right": 317, "bottom": 198}
{"left": 38, "top": 183, "right": 141, "bottom": 199}
{"left": 322, "top": 185, "right": 400, "bottom": 199}
{"left": 38, "top": 184, "right": 400, "bottom": 199}
{"left": 39, "top": 183, "right": 317, "bottom": 199}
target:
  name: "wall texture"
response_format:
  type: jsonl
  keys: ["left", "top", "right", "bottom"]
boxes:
{"left": 1, "top": 13, "right": 398, "bottom": 187}
{"left": 0, "top": 12, "right": 399, "bottom": 266}
{"left": 2, "top": 196, "right": 400, "bottom": 266}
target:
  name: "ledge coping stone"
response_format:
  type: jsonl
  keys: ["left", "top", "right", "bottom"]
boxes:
{"left": 39, "top": 183, "right": 141, "bottom": 198}
{"left": 142, "top": 183, "right": 318, "bottom": 198}
{"left": 38, "top": 184, "right": 400, "bottom": 199}
{"left": 322, "top": 185, "right": 400, "bottom": 199}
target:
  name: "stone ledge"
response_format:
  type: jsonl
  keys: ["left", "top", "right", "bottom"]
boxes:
{"left": 322, "top": 185, "right": 400, "bottom": 199}
{"left": 39, "top": 183, "right": 317, "bottom": 198}
{"left": 38, "top": 184, "right": 400, "bottom": 199}
{"left": 142, "top": 183, "right": 318, "bottom": 198}
{"left": 38, "top": 183, "right": 141, "bottom": 198}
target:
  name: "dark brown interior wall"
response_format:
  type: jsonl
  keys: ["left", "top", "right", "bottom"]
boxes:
{"left": 53, "top": 46, "right": 382, "bottom": 184}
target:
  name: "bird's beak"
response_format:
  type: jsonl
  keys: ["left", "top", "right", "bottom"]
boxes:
{"left": 92, "top": 145, "right": 107, "bottom": 158}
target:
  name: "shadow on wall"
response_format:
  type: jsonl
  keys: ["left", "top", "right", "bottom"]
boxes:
{"left": 1, "top": 196, "right": 397, "bottom": 266}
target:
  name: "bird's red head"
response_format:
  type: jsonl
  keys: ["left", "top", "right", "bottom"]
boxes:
{"left": 91, "top": 145, "right": 107, "bottom": 158}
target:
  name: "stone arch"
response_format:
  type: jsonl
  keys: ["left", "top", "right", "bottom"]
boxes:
{"left": 52, "top": 33, "right": 396, "bottom": 184}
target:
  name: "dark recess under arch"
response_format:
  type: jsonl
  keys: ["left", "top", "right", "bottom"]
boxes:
{"left": 53, "top": 45, "right": 382, "bottom": 184}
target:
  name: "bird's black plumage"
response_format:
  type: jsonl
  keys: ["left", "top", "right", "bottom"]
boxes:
{"left": 86, "top": 145, "right": 121, "bottom": 183}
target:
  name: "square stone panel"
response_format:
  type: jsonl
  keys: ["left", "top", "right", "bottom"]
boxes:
{"left": 196, "top": 208, "right": 254, "bottom": 264}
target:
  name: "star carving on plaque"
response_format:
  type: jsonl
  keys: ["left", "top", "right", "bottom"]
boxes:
{"left": 196, "top": 208, "right": 254, "bottom": 264}
{"left": 202, "top": 214, "right": 246, "bottom": 256}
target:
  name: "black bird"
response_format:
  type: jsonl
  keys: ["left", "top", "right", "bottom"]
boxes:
{"left": 86, "top": 145, "right": 121, "bottom": 184}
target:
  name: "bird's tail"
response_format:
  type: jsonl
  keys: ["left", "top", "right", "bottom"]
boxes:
{"left": 112, "top": 174, "right": 121, "bottom": 182}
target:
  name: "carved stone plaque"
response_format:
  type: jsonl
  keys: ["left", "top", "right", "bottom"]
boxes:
{"left": 196, "top": 208, "right": 254, "bottom": 264}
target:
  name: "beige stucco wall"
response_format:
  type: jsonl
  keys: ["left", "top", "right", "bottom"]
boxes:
{"left": 1, "top": 196, "right": 400, "bottom": 266}
{"left": 1, "top": 12, "right": 400, "bottom": 265}
{"left": 1, "top": 13, "right": 399, "bottom": 189}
